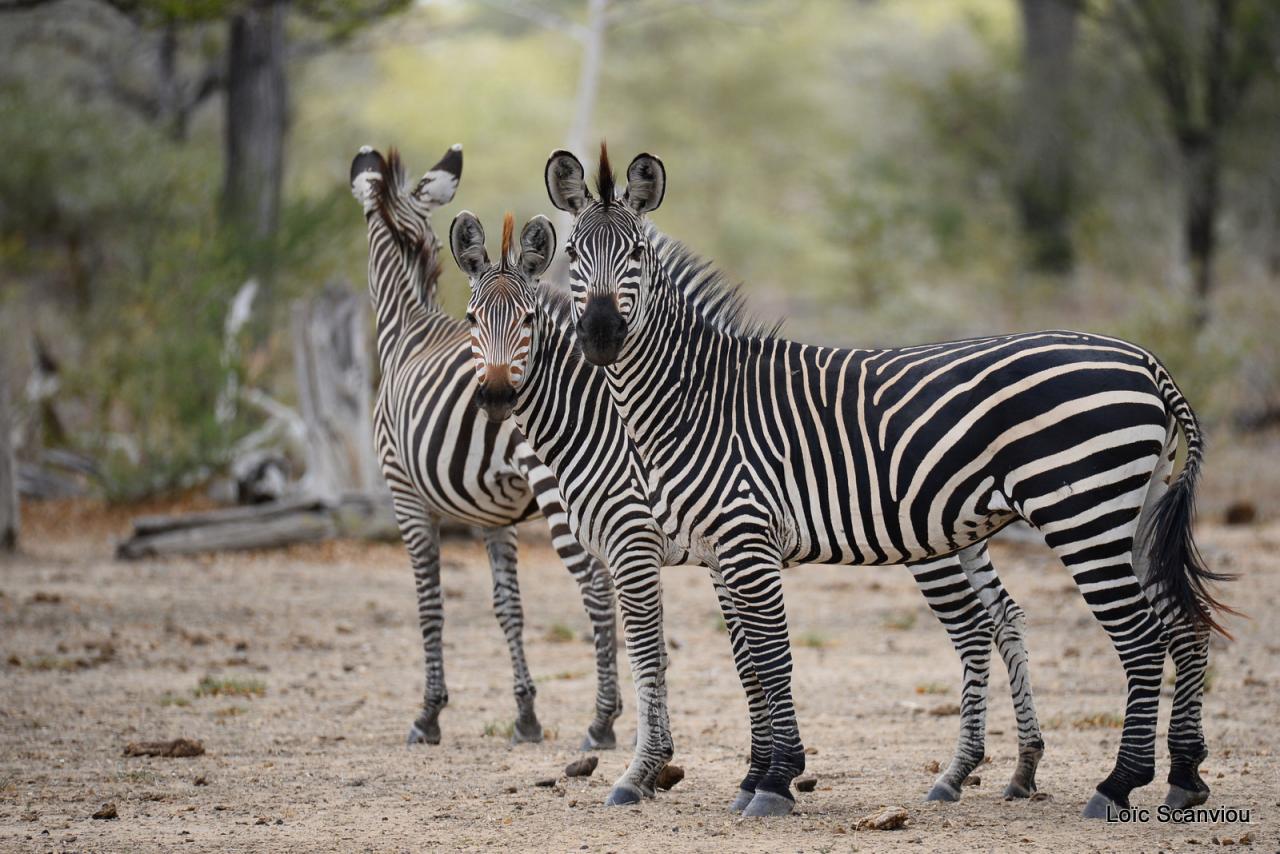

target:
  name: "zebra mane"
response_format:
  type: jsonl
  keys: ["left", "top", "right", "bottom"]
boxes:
{"left": 596, "top": 141, "right": 616, "bottom": 207}
{"left": 647, "top": 226, "right": 781, "bottom": 340}
{"left": 535, "top": 228, "right": 780, "bottom": 341}
{"left": 373, "top": 147, "right": 408, "bottom": 237}
{"left": 372, "top": 148, "right": 440, "bottom": 311}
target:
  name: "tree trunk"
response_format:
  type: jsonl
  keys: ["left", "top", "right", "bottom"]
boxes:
{"left": 1014, "top": 0, "right": 1078, "bottom": 273}
{"left": 291, "top": 283, "right": 383, "bottom": 502}
{"left": 221, "top": 0, "right": 287, "bottom": 245}
{"left": 0, "top": 363, "right": 17, "bottom": 553}
{"left": 1182, "top": 133, "right": 1221, "bottom": 330}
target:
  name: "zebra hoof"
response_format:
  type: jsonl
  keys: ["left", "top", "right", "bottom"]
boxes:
{"left": 729, "top": 788, "right": 755, "bottom": 813}
{"left": 406, "top": 721, "right": 440, "bottom": 746}
{"left": 604, "top": 782, "right": 645, "bottom": 806}
{"left": 1003, "top": 780, "right": 1036, "bottom": 800}
{"left": 581, "top": 724, "right": 617, "bottom": 751}
{"left": 742, "top": 790, "right": 795, "bottom": 818}
{"left": 1164, "top": 785, "right": 1209, "bottom": 809}
{"left": 510, "top": 717, "right": 544, "bottom": 745}
{"left": 925, "top": 782, "right": 961, "bottom": 802}
{"left": 1082, "top": 791, "right": 1121, "bottom": 820}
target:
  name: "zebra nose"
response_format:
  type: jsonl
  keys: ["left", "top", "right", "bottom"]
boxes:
{"left": 578, "top": 297, "right": 627, "bottom": 367}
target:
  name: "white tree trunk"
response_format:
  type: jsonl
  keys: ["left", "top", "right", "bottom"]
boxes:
{"left": 291, "top": 283, "right": 383, "bottom": 502}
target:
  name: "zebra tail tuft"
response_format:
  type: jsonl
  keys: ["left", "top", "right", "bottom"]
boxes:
{"left": 1146, "top": 376, "right": 1239, "bottom": 638}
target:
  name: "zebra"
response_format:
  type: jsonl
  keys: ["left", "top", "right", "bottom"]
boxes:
{"left": 348, "top": 144, "right": 622, "bottom": 751}
{"left": 542, "top": 144, "right": 1234, "bottom": 818}
{"left": 451, "top": 209, "right": 1048, "bottom": 808}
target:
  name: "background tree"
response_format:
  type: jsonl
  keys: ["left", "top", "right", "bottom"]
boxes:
{"left": 1107, "top": 0, "right": 1280, "bottom": 327}
{"left": 1015, "top": 0, "right": 1079, "bottom": 272}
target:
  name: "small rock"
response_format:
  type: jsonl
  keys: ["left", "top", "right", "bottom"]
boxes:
{"left": 923, "top": 760, "right": 941, "bottom": 774}
{"left": 929, "top": 703, "right": 961, "bottom": 717}
{"left": 1223, "top": 501, "right": 1256, "bottom": 526}
{"left": 564, "top": 756, "right": 598, "bottom": 778}
{"left": 193, "top": 775, "right": 209, "bottom": 786}
{"left": 91, "top": 804, "right": 118, "bottom": 821}
{"left": 504, "top": 785, "right": 517, "bottom": 794}
{"left": 1239, "top": 832, "right": 1255, "bottom": 846}
{"left": 963, "top": 775, "right": 981, "bottom": 787}
{"left": 1030, "top": 791, "right": 1053, "bottom": 802}
{"left": 856, "top": 805, "right": 908, "bottom": 831}
{"left": 655, "top": 764, "right": 685, "bottom": 791}
{"left": 254, "top": 816, "right": 269, "bottom": 826}
{"left": 795, "top": 774, "right": 817, "bottom": 793}
{"left": 534, "top": 778, "right": 557, "bottom": 788}
{"left": 123, "top": 738, "right": 205, "bottom": 758}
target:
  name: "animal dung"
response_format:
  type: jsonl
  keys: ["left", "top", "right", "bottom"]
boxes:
{"left": 564, "top": 756, "right": 599, "bottom": 778}
{"left": 91, "top": 803, "right": 118, "bottom": 820}
{"left": 655, "top": 764, "right": 685, "bottom": 791}
{"left": 856, "top": 805, "right": 909, "bottom": 831}
{"left": 123, "top": 738, "right": 206, "bottom": 758}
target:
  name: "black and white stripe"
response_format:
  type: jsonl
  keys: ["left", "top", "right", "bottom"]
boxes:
{"left": 454, "top": 207, "right": 1051, "bottom": 810}
{"left": 350, "top": 146, "right": 621, "bottom": 750}
{"left": 544, "top": 147, "right": 1231, "bottom": 818}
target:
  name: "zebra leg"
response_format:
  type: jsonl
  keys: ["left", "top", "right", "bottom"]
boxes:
{"left": 391, "top": 494, "right": 448, "bottom": 746}
{"left": 1030, "top": 495, "right": 1166, "bottom": 817}
{"left": 956, "top": 542, "right": 1045, "bottom": 799}
{"left": 909, "top": 556, "right": 995, "bottom": 803}
{"left": 603, "top": 549, "right": 673, "bottom": 806}
{"left": 707, "top": 562, "right": 773, "bottom": 812}
{"left": 1131, "top": 436, "right": 1211, "bottom": 809}
{"left": 717, "top": 538, "right": 805, "bottom": 819}
{"left": 483, "top": 525, "right": 543, "bottom": 744}
{"left": 514, "top": 446, "right": 622, "bottom": 751}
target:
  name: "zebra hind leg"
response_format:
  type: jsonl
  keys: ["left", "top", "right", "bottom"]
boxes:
{"left": 484, "top": 525, "right": 543, "bottom": 743}
{"left": 909, "top": 557, "right": 995, "bottom": 803}
{"left": 1130, "top": 441, "right": 1211, "bottom": 810}
{"left": 957, "top": 543, "right": 1045, "bottom": 799}
{"left": 1029, "top": 487, "right": 1165, "bottom": 817}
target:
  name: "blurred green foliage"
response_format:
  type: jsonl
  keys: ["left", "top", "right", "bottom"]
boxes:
{"left": 3, "top": 0, "right": 1280, "bottom": 498}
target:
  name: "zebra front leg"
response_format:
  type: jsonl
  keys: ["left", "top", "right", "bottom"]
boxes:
{"left": 514, "top": 447, "right": 622, "bottom": 749}
{"left": 909, "top": 557, "right": 995, "bottom": 803}
{"left": 957, "top": 543, "right": 1045, "bottom": 799}
{"left": 707, "top": 563, "right": 772, "bottom": 812}
{"left": 604, "top": 550, "right": 673, "bottom": 806}
{"left": 392, "top": 495, "right": 448, "bottom": 745}
{"left": 718, "top": 539, "right": 805, "bottom": 819}
{"left": 483, "top": 525, "right": 543, "bottom": 743}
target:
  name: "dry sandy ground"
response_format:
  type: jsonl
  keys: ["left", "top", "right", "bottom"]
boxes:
{"left": 1, "top": 510, "right": 1277, "bottom": 853}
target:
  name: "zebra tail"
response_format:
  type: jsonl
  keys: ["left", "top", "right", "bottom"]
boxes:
{"left": 1146, "top": 364, "right": 1239, "bottom": 638}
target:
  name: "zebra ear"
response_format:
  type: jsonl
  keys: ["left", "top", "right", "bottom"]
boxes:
{"left": 624, "top": 153, "right": 665, "bottom": 214}
{"left": 518, "top": 215, "right": 556, "bottom": 280}
{"left": 545, "top": 150, "right": 592, "bottom": 213}
{"left": 415, "top": 143, "right": 463, "bottom": 209}
{"left": 449, "top": 211, "right": 489, "bottom": 281}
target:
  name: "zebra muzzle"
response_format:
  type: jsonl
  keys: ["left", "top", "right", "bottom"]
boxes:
{"left": 475, "top": 380, "right": 517, "bottom": 422}
{"left": 577, "top": 297, "right": 628, "bottom": 367}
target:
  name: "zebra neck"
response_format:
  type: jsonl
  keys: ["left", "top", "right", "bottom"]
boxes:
{"left": 368, "top": 229, "right": 446, "bottom": 374}
{"left": 609, "top": 275, "right": 733, "bottom": 460}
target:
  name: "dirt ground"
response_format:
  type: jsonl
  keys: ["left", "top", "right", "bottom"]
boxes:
{"left": 1, "top": 503, "right": 1277, "bottom": 853}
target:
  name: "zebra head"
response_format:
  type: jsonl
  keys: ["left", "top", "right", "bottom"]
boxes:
{"left": 451, "top": 210, "right": 557, "bottom": 422}
{"left": 545, "top": 144, "right": 665, "bottom": 367}
{"left": 350, "top": 144, "right": 462, "bottom": 306}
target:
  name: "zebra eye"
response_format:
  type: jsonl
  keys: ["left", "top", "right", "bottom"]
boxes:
{"left": 565, "top": 245, "right": 578, "bottom": 261}
{"left": 629, "top": 243, "right": 643, "bottom": 261}
{"left": 465, "top": 311, "right": 477, "bottom": 324}
{"left": 524, "top": 311, "right": 536, "bottom": 324}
